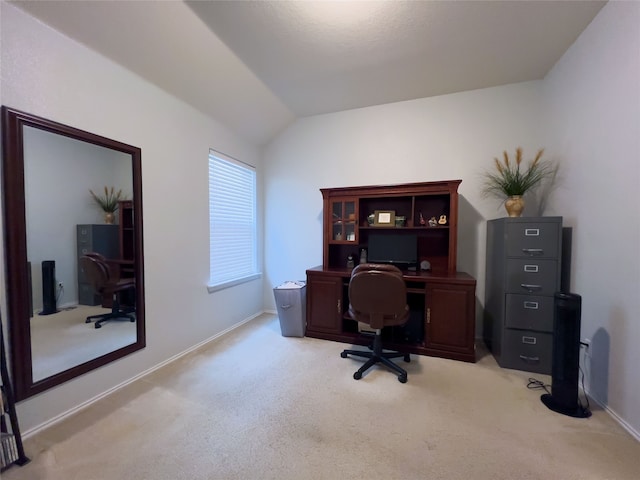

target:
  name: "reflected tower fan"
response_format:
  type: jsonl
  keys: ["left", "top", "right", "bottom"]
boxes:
{"left": 39, "top": 260, "right": 57, "bottom": 315}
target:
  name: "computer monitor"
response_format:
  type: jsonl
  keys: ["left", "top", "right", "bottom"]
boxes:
{"left": 367, "top": 233, "right": 417, "bottom": 268}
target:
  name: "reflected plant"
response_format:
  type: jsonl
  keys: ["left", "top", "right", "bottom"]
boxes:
{"left": 89, "top": 186, "right": 124, "bottom": 213}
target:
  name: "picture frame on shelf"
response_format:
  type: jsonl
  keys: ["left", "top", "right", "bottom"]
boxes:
{"left": 373, "top": 210, "right": 395, "bottom": 227}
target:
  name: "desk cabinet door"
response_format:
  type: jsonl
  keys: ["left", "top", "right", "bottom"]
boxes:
{"left": 425, "top": 283, "right": 475, "bottom": 356}
{"left": 306, "top": 274, "right": 343, "bottom": 335}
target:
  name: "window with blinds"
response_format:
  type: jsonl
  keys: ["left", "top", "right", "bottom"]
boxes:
{"left": 208, "top": 150, "right": 260, "bottom": 292}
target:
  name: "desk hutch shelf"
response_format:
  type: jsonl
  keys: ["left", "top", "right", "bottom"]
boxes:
{"left": 306, "top": 180, "right": 477, "bottom": 363}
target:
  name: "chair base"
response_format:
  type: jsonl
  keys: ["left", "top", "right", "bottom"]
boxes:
{"left": 85, "top": 299, "right": 135, "bottom": 329}
{"left": 341, "top": 332, "right": 410, "bottom": 383}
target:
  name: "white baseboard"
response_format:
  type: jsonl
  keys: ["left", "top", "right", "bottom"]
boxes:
{"left": 23, "top": 311, "right": 265, "bottom": 438}
{"left": 585, "top": 390, "right": 640, "bottom": 442}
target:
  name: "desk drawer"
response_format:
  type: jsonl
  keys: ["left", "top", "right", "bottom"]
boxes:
{"left": 501, "top": 329, "right": 552, "bottom": 374}
{"left": 506, "top": 259, "right": 558, "bottom": 296}
{"left": 506, "top": 222, "right": 560, "bottom": 258}
{"left": 505, "top": 294, "right": 554, "bottom": 332}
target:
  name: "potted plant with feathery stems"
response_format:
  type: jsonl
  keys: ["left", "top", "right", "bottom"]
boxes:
{"left": 481, "top": 147, "right": 555, "bottom": 217}
{"left": 89, "top": 186, "right": 125, "bottom": 224}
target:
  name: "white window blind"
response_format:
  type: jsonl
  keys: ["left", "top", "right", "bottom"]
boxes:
{"left": 208, "top": 150, "right": 259, "bottom": 292}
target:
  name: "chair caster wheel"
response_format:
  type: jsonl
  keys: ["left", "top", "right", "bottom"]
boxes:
{"left": 353, "top": 371, "right": 362, "bottom": 380}
{"left": 85, "top": 319, "right": 91, "bottom": 323}
{"left": 398, "top": 374, "right": 407, "bottom": 383}
{"left": 404, "top": 354, "right": 411, "bottom": 362}
{"left": 340, "top": 351, "right": 348, "bottom": 358}
{"left": 95, "top": 324, "right": 102, "bottom": 329}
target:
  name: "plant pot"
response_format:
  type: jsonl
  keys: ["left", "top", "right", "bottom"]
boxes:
{"left": 104, "top": 212, "right": 115, "bottom": 224}
{"left": 505, "top": 195, "right": 524, "bottom": 217}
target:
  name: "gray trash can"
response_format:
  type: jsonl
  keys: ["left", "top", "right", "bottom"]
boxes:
{"left": 273, "top": 281, "right": 306, "bottom": 337}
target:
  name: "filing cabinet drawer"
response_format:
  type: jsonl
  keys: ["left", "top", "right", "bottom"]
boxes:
{"left": 506, "top": 222, "right": 560, "bottom": 259}
{"left": 77, "top": 225, "right": 94, "bottom": 245}
{"left": 78, "top": 283, "right": 101, "bottom": 306}
{"left": 506, "top": 259, "right": 558, "bottom": 296}
{"left": 505, "top": 294, "right": 554, "bottom": 332}
{"left": 501, "top": 329, "right": 552, "bottom": 374}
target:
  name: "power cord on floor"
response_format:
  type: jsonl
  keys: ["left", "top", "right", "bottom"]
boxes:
{"left": 529, "top": 372, "right": 591, "bottom": 416}
{"left": 527, "top": 377, "right": 551, "bottom": 395}
{"left": 578, "top": 365, "right": 591, "bottom": 412}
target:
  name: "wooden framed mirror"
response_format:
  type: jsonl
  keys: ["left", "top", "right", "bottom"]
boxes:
{"left": 1, "top": 106, "right": 145, "bottom": 400}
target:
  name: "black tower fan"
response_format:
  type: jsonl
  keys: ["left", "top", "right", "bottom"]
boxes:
{"left": 541, "top": 292, "right": 591, "bottom": 418}
{"left": 39, "top": 260, "right": 57, "bottom": 315}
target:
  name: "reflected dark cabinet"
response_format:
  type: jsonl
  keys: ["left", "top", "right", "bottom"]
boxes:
{"left": 118, "top": 200, "right": 135, "bottom": 278}
{"left": 77, "top": 224, "right": 119, "bottom": 305}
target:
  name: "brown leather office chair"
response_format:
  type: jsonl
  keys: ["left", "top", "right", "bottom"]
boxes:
{"left": 79, "top": 254, "right": 135, "bottom": 329}
{"left": 341, "top": 263, "right": 411, "bottom": 383}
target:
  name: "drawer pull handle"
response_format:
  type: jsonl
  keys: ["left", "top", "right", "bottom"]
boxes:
{"left": 521, "top": 283, "right": 542, "bottom": 292}
{"left": 280, "top": 304, "right": 292, "bottom": 310}
{"left": 523, "top": 301, "right": 539, "bottom": 309}
{"left": 522, "top": 248, "right": 543, "bottom": 256}
{"left": 525, "top": 229, "right": 540, "bottom": 236}
{"left": 522, "top": 336, "right": 537, "bottom": 345}
{"left": 519, "top": 355, "right": 540, "bottom": 363}
{"left": 524, "top": 265, "right": 539, "bottom": 273}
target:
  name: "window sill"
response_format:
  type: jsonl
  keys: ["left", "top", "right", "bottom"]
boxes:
{"left": 207, "top": 273, "right": 262, "bottom": 293}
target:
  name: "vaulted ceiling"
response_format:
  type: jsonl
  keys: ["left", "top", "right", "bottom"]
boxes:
{"left": 11, "top": 0, "right": 606, "bottom": 145}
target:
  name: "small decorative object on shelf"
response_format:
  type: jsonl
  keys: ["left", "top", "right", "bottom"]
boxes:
{"left": 346, "top": 255, "right": 355, "bottom": 269}
{"left": 335, "top": 232, "right": 342, "bottom": 241}
{"left": 359, "top": 248, "right": 367, "bottom": 264}
{"left": 481, "top": 147, "right": 556, "bottom": 217}
{"left": 428, "top": 216, "right": 438, "bottom": 227}
{"left": 394, "top": 216, "right": 406, "bottom": 227}
{"left": 419, "top": 212, "right": 426, "bottom": 226}
{"left": 373, "top": 210, "right": 395, "bottom": 227}
{"left": 438, "top": 215, "right": 447, "bottom": 225}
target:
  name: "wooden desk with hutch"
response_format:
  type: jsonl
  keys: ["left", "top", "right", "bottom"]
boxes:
{"left": 305, "top": 180, "right": 477, "bottom": 363}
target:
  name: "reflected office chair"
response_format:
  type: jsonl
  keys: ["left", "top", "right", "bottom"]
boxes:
{"left": 341, "top": 263, "right": 411, "bottom": 383}
{"left": 79, "top": 254, "right": 135, "bottom": 329}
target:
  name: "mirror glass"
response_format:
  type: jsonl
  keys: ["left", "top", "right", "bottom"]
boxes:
{"left": 2, "top": 106, "right": 145, "bottom": 400}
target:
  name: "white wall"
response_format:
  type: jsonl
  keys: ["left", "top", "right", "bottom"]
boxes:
{"left": 263, "top": 81, "right": 547, "bottom": 330}
{"left": 263, "top": 0, "right": 640, "bottom": 439}
{"left": 1, "top": 3, "right": 264, "bottom": 432}
{"left": 543, "top": 1, "right": 640, "bottom": 437}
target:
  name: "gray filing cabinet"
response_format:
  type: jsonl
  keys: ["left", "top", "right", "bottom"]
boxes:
{"left": 484, "top": 217, "right": 562, "bottom": 374}
{"left": 77, "top": 224, "right": 119, "bottom": 305}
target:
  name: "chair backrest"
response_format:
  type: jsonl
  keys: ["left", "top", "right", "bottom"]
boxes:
{"left": 79, "top": 255, "right": 110, "bottom": 293}
{"left": 348, "top": 263, "right": 409, "bottom": 329}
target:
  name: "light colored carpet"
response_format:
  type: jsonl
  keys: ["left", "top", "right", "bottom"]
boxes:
{"left": 30, "top": 305, "right": 137, "bottom": 381}
{"left": 5, "top": 313, "right": 640, "bottom": 480}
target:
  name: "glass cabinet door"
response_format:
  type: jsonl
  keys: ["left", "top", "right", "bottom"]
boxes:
{"left": 330, "top": 198, "right": 357, "bottom": 243}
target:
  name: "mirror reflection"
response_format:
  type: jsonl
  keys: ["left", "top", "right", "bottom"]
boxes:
{"left": 2, "top": 106, "right": 145, "bottom": 400}
{"left": 23, "top": 126, "right": 136, "bottom": 381}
